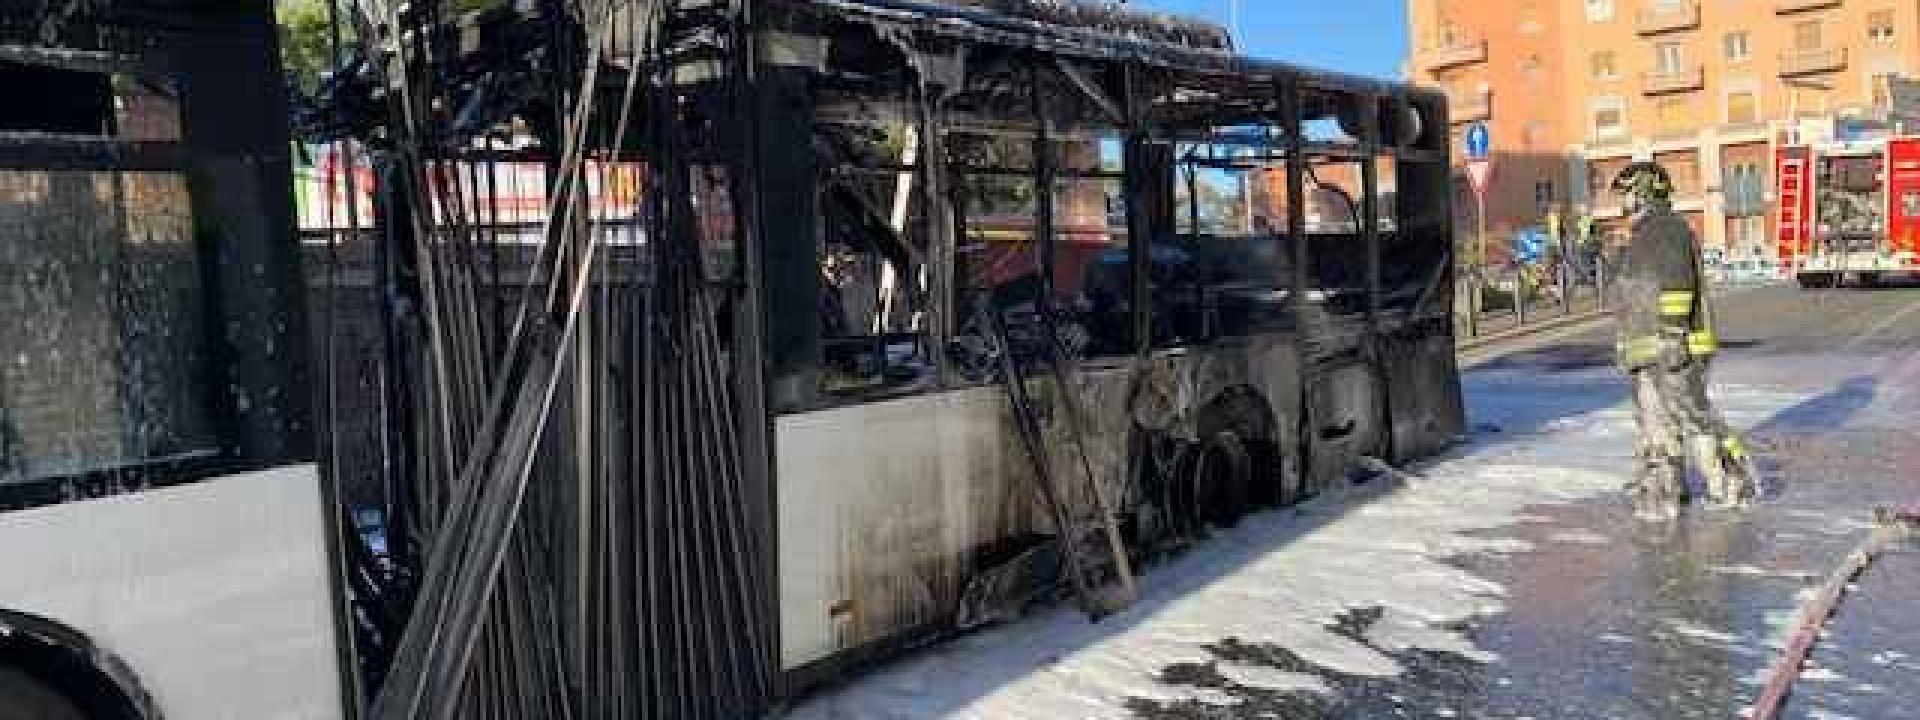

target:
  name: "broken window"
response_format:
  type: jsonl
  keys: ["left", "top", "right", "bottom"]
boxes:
{"left": 1303, "top": 157, "right": 1372, "bottom": 317}
{"left": 814, "top": 113, "right": 934, "bottom": 398}
{"left": 1166, "top": 134, "right": 1296, "bottom": 344}
{"left": 0, "top": 170, "right": 217, "bottom": 483}
{"left": 0, "top": 51, "right": 206, "bottom": 484}
{"left": 1050, "top": 132, "right": 1131, "bottom": 357}
{"left": 0, "top": 56, "right": 181, "bottom": 140}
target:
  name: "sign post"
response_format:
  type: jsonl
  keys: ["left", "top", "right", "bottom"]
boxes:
{"left": 1463, "top": 122, "right": 1492, "bottom": 326}
{"left": 1464, "top": 122, "right": 1492, "bottom": 266}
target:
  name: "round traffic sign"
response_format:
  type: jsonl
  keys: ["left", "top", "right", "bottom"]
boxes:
{"left": 1465, "top": 122, "right": 1490, "bottom": 159}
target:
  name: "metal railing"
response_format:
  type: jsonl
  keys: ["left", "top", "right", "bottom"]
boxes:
{"left": 1450, "top": 91, "right": 1491, "bottom": 124}
{"left": 1421, "top": 39, "right": 1487, "bottom": 71}
{"left": 1454, "top": 259, "right": 1608, "bottom": 340}
{"left": 1779, "top": 47, "right": 1847, "bottom": 77}
{"left": 1641, "top": 66, "right": 1705, "bottom": 95}
{"left": 1636, "top": 2, "right": 1699, "bottom": 35}
{"left": 1774, "top": 0, "right": 1841, "bottom": 14}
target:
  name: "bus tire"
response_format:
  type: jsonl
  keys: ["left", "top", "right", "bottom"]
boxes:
{"left": 0, "top": 667, "right": 88, "bottom": 720}
{"left": 1192, "top": 430, "right": 1253, "bottom": 528}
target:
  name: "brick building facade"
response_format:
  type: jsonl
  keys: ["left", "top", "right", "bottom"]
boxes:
{"left": 1410, "top": 0, "right": 1920, "bottom": 265}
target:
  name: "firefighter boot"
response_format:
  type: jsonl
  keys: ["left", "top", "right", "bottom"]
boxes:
{"left": 1706, "top": 435, "right": 1759, "bottom": 507}
{"left": 1630, "top": 456, "right": 1686, "bottom": 521}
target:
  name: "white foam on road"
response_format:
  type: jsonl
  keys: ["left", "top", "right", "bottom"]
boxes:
{"left": 785, "top": 363, "right": 1821, "bottom": 720}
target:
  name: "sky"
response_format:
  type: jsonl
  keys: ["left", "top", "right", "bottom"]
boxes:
{"left": 1129, "top": 0, "right": 1408, "bottom": 80}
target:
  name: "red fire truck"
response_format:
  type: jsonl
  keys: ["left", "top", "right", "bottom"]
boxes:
{"left": 1777, "top": 136, "right": 1920, "bottom": 287}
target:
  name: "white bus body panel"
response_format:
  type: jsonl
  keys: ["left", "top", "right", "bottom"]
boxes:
{"left": 773, "top": 346, "right": 1288, "bottom": 671}
{"left": 776, "top": 385, "right": 1026, "bottom": 671}
{"left": 0, "top": 465, "right": 344, "bottom": 719}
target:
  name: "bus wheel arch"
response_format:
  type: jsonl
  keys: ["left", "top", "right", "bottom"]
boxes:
{"left": 0, "top": 610, "right": 159, "bottom": 720}
{"left": 1189, "top": 386, "right": 1294, "bottom": 523}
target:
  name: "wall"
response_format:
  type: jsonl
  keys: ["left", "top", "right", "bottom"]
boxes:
{"left": 1410, "top": 1, "right": 1573, "bottom": 256}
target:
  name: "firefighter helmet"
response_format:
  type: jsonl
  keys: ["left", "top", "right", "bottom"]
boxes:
{"left": 1611, "top": 162, "right": 1673, "bottom": 205}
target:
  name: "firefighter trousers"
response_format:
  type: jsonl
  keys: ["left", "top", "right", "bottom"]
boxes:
{"left": 1629, "top": 361, "right": 1757, "bottom": 515}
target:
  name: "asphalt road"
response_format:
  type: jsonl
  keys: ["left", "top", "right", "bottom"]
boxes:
{"left": 789, "top": 283, "right": 1920, "bottom": 720}
{"left": 1432, "top": 283, "right": 1920, "bottom": 720}
{"left": 1136, "top": 283, "right": 1920, "bottom": 720}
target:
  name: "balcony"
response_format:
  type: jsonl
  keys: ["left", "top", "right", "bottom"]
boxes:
{"left": 1642, "top": 66, "right": 1705, "bottom": 95}
{"left": 1421, "top": 39, "right": 1487, "bottom": 71}
{"left": 1449, "top": 91, "right": 1491, "bottom": 124}
{"left": 1779, "top": 47, "right": 1847, "bottom": 77}
{"left": 1775, "top": 0, "right": 1841, "bottom": 13}
{"left": 1637, "top": 2, "right": 1700, "bottom": 35}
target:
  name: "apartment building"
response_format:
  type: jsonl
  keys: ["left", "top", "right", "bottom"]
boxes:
{"left": 1410, "top": 0, "right": 1920, "bottom": 263}
{"left": 1407, "top": 0, "right": 1570, "bottom": 263}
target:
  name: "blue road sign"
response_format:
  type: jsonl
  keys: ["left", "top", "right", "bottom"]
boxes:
{"left": 1465, "top": 122, "right": 1490, "bottom": 159}
{"left": 1513, "top": 226, "right": 1547, "bottom": 264}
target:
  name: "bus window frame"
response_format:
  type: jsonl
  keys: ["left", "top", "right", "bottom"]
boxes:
{"left": 763, "top": 22, "right": 1448, "bottom": 414}
{"left": 0, "top": 35, "right": 309, "bottom": 512}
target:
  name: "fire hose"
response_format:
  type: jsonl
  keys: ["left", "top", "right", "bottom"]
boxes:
{"left": 1745, "top": 506, "right": 1919, "bottom": 720}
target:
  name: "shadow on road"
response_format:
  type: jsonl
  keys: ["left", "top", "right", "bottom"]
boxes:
{"left": 1752, "top": 376, "right": 1878, "bottom": 433}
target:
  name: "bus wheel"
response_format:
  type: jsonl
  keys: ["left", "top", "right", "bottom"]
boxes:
{"left": 1193, "top": 430, "right": 1253, "bottom": 528}
{"left": 0, "top": 668, "right": 87, "bottom": 720}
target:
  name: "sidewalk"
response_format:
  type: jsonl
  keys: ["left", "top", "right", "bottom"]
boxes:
{"left": 1457, "top": 289, "right": 1606, "bottom": 346}
{"left": 786, "top": 344, "right": 1919, "bottom": 719}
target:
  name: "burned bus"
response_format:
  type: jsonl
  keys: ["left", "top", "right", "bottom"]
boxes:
{"left": 2, "top": 0, "right": 1461, "bottom": 717}
{"left": 753, "top": 1, "right": 1463, "bottom": 682}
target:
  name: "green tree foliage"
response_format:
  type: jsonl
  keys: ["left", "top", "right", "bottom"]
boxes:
{"left": 275, "top": 0, "right": 506, "bottom": 92}
{"left": 277, "top": 0, "right": 338, "bottom": 94}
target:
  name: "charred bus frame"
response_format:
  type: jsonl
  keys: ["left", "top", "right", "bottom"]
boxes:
{"left": 1, "top": 0, "right": 1461, "bottom": 718}
{"left": 749, "top": 0, "right": 1463, "bottom": 686}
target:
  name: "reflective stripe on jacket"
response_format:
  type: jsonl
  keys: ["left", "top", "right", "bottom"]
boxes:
{"left": 1611, "top": 208, "right": 1717, "bottom": 368}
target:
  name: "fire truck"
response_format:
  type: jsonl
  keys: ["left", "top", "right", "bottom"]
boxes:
{"left": 1776, "top": 135, "right": 1920, "bottom": 287}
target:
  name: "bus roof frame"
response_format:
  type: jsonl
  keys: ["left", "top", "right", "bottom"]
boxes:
{"left": 796, "top": 0, "right": 1444, "bottom": 107}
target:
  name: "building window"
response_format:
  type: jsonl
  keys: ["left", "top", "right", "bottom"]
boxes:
{"left": 1655, "top": 42, "right": 1685, "bottom": 74}
{"left": 1870, "top": 67, "right": 1900, "bottom": 107}
{"left": 1727, "top": 90, "right": 1759, "bottom": 124}
{"left": 1520, "top": 2, "right": 1544, "bottom": 34}
{"left": 1585, "top": 0, "right": 1613, "bottom": 22}
{"left": 1591, "top": 51, "right": 1618, "bottom": 80}
{"left": 1440, "top": 20, "right": 1463, "bottom": 47}
{"left": 1794, "top": 20, "right": 1822, "bottom": 51}
{"left": 1535, "top": 180, "right": 1556, "bottom": 207}
{"left": 1724, "top": 163, "right": 1766, "bottom": 218}
{"left": 1869, "top": 10, "right": 1895, "bottom": 44}
{"left": 1657, "top": 97, "right": 1689, "bottom": 135}
{"left": 1724, "top": 32, "right": 1750, "bottom": 62}
{"left": 1592, "top": 98, "right": 1627, "bottom": 140}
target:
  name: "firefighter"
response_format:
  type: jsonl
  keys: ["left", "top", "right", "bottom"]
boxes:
{"left": 1609, "top": 162, "right": 1759, "bottom": 519}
